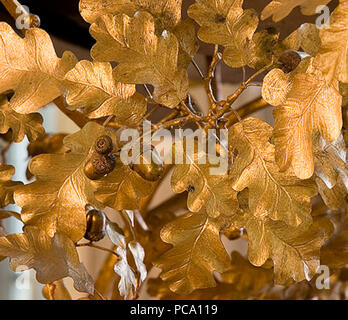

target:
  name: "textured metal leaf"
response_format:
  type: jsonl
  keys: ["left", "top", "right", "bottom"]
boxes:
{"left": 0, "top": 95, "right": 44, "bottom": 142}
{"left": 237, "top": 212, "right": 333, "bottom": 285}
{"left": 0, "top": 226, "right": 94, "bottom": 294}
{"left": 261, "top": 0, "right": 333, "bottom": 22}
{"left": 90, "top": 12, "right": 188, "bottom": 108}
{"left": 229, "top": 117, "right": 317, "bottom": 226}
{"left": 188, "top": 0, "right": 258, "bottom": 68}
{"left": 64, "top": 60, "right": 146, "bottom": 126}
{"left": 0, "top": 23, "right": 77, "bottom": 113}
{"left": 154, "top": 211, "right": 231, "bottom": 294}
{"left": 14, "top": 122, "right": 111, "bottom": 242}
{"left": 313, "top": 0, "right": 348, "bottom": 83}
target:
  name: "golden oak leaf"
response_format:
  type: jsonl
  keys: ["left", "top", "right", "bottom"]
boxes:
{"left": 0, "top": 95, "right": 44, "bottom": 142}
{"left": 171, "top": 147, "right": 238, "bottom": 218}
{"left": 149, "top": 252, "right": 272, "bottom": 299}
{"left": 93, "top": 161, "right": 155, "bottom": 211}
{"left": 273, "top": 69, "right": 342, "bottom": 179}
{"left": 237, "top": 211, "right": 333, "bottom": 285}
{"left": 314, "top": 134, "right": 348, "bottom": 210}
{"left": 0, "top": 226, "right": 94, "bottom": 294}
{"left": 27, "top": 133, "right": 68, "bottom": 158}
{"left": 147, "top": 277, "right": 258, "bottom": 300}
{"left": 140, "top": 210, "right": 176, "bottom": 269}
{"left": 313, "top": 0, "right": 348, "bottom": 83}
{"left": 80, "top": 0, "right": 197, "bottom": 69}
{"left": 0, "top": 164, "right": 22, "bottom": 208}
{"left": 0, "top": 23, "right": 77, "bottom": 114}
{"left": 79, "top": 0, "right": 182, "bottom": 27}
{"left": 220, "top": 251, "right": 273, "bottom": 294}
{"left": 64, "top": 60, "right": 146, "bottom": 126}
{"left": 229, "top": 118, "right": 317, "bottom": 227}
{"left": 90, "top": 12, "right": 188, "bottom": 108}
{"left": 246, "top": 27, "right": 306, "bottom": 70}
{"left": 297, "top": 23, "right": 321, "bottom": 56}
{"left": 245, "top": 30, "right": 281, "bottom": 70}
{"left": 171, "top": 19, "right": 199, "bottom": 69}
{"left": 154, "top": 211, "right": 231, "bottom": 294}
{"left": 262, "top": 59, "right": 310, "bottom": 107}
{"left": 147, "top": 278, "right": 237, "bottom": 300}
{"left": 321, "top": 215, "right": 348, "bottom": 268}
{"left": 188, "top": 0, "right": 259, "bottom": 68}
{"left": 14, "top": 122, "right": 111, "bottom": 242}
{"left": 261, "top": 0, "right": 333, "bottom": 22}
{"left": 26, "top": 133, "right": 68, "bottom": 180}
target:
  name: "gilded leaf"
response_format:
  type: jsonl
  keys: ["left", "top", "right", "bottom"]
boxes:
{"left": 64, "top": 60, "right": 146, "bottom": 126}
{"left": 262, "top": 59, "right": 310, "bottom": 107}
{"left": 0, "top": 226, "right": 94, "bottom": 294}
{"left": 273, "top": 69, "right": 342, "bottom": 179}
{"left": 148, "top": 276, "right": 265, "bottom": 299}
{"left": 154, "top": 211, "right": 230, "bottom": 294}
{"left": 314, "top": 134, "right": 348, "bottom": 210}
{"left": 188, "top": 0, "right": 258, "bottom": 68}
{"left": 79, "top": 0, "right": 182, "bottom": 27}
{"left": 0, "top": 164, "right": 22, "bottom": 208}
{"left": 220, "top": 251, "right": 273, "bottom": 294}
{"left": 313, "top": 0, "right": 348, "bottom": 83}
{"left": 93, "top": 163, "right": 155, "bottom": 211}
{"left": 14, "top": 122, "right": 111, "bottom": 242}
{"left": 150, "top": 251, "right": 273, "bottom": 299}
{"left": 261, "top": 0, "right": 333, "bottom": 22}
{"left": 0, "top": 95, "right": 44, "bottom": 142}
{"left": 90, "top": 12, "right": 189, "bottom": 108}
{"left": 80, "top": 0, "right": 197, "bottom": 68}
{"left": 171, "top": 147, "right": 238, "bottom": 218}
{"left": 229, "top": 118, "right": 317, "bottom": 226}
{"left": 0, "top": 23, "right": 77, "bottom": 113}
{"left": 321, "top": 216, "right": 348, "bottom": 268}
{"left": 298, "top": 23, "right": 321, "bottom": 56}
{"left": 238, "top": 212, "right": 333, "bottom": 285}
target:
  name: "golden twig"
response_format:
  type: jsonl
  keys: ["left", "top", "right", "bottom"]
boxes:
{"left": 205, "top": 45, "right": 221, "bottom": 112}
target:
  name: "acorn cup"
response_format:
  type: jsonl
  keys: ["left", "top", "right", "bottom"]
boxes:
{"left": 94, "top": 135, "right": 114, "bottom": 155}
{"left": 84, "top": 209, "right": 106, "bottom": 242}
{"left": 84, "top": 134, "right": 116, "bottom": 180}
{"left": 277, "top": 50, "right": 309, "bottom": 73}
{"left": 84, "top": 152, "right": 116, "bottom": 180}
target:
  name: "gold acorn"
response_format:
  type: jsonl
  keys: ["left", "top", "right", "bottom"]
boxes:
{"left": 278, "top": 50, "right": 308, "bottom": 73}
{"left": 130, "top": 146, "right": 165, "bottom": 181}
{"left": 84, "top": 209, "right": 106, "bottom": 242}
{"left": 132, "top": 162, "right": 165, "bottom": 181}
{"left": 94, "top": 135, "right": 114, "bottom": 155}
{"left": 84, "top": 152, "right": 116, "bottom": 180}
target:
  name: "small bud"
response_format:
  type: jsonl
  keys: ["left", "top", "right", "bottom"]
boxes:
{"left": 94, "top": 135, "right": 114, "bottom": 154}
{"left": 84, "top": 209, "right": 106, "bottom": 242}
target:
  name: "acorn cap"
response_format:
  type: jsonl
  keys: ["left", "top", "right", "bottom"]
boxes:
{"left": 94, "top": 135, "right": 114, "bottom": 154}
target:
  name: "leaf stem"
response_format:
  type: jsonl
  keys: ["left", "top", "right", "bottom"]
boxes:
{"left": 76, "top": 242, "right": 119, "bottom": 257}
